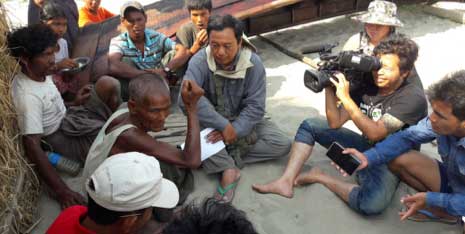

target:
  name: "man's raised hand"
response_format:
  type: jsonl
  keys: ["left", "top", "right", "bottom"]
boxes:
{"left": 329, "top": 72, "right": 351, "bottom": 102}
{"left": 181, "top": 79, "right": 204, "bottom": 110}
{"left": 196, "top": 29, "right": 208, "bottom": 46}
{"left": 190, "top": 29, "right": 208, "bottom": 54}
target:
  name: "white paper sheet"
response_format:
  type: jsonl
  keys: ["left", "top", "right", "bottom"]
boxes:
{"left": 181, "top": 128, "right": 225, "bottom": 161}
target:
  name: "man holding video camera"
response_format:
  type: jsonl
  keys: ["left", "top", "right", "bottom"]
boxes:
{"left": 253, "top": 34, "right": 428, "bottom": 215}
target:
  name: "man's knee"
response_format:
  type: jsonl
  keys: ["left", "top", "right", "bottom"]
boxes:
{"left": 358, "top": 201, "right": 389, "bottom": 215}
{"left": 268, "top": 135, "right": 291, "bottom": 156}
{"left": 202, "top": 150, "right": 236, "bottom": 174}
{"left": 256, "top": 120, "right": 291, "bottom": 155}
{"left": 349, "top": 167, "right": 399, "bottom": 215}
{"left": 96, "top": 75, "right": 119, "bottom": 89}
{"left": 294, "top": 117, "right": 328, "bottom": 145}
{"left": 349, "top": 187, "right": 391, "bottom": 215}
{"left": 95, "top": 76, "right": 121, "bottom": 111}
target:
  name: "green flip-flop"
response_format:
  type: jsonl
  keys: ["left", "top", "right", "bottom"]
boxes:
{"left": 214, "top": 177, "right": 240, "bottom": 204}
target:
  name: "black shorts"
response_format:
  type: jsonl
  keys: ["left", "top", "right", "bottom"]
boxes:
{"left": 437, "top": 160, "right": 453, "bottom": 193}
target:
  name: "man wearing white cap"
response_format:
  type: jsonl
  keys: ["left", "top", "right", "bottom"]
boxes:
{"left": 46, "top": 152, "right": 179, "bottom": 234}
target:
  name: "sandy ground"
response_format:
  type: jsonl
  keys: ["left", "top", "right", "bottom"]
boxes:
{"left": 21, "top": 3, "right": 465, "bottom": 234}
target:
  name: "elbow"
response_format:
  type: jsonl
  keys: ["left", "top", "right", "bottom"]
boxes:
{"left": 108, "top": 61, "right": 117, "bottom": 75}
{"left": 328, "top": 122, "right": 341, "bottom": 129}
{"left": 181, "top": 151, "right": 201, "bottom": 169}
{"left": 326, "top": 115, "right": 342, "bottom": 129}
{"left": 177, "top": 46, "right": 188, "bottom": 56}
{"left": 327, "top": 119, "right": 342, "bottom": 129}
{"left": 186, "top": 159, "right": 201, "bottom": 169}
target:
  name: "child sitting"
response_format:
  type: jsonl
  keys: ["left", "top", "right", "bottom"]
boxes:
{"left": 41, "top": 1, "right": 78, "bottom": 99}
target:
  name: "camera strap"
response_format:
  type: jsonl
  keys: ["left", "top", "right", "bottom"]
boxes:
{"left": 212, "top": 74, "right": 256, "bottom": 168}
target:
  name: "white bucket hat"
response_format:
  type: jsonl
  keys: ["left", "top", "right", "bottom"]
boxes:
{"left": 352, "top": 0, "right": 403, "bottom": 27}
{"left": 86, "top": 152, "right": 179, "bottom": 212}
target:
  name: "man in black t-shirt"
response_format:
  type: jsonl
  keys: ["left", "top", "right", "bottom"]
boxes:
{"left": 253, "top": 35, "right": 427, "bottom": 215}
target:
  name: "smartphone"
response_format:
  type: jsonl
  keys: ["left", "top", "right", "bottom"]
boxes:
{"left": 326, "top": 142, "right": 361, "bottom": 175}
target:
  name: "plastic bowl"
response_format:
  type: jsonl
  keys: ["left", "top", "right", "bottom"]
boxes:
{"left": 61, "top": 57, "right": 90, "bottom": 74}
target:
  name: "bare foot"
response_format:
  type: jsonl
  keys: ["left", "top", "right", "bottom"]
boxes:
{"left": 252, "top": 178, "right": 294, "bottom": 198}
{"left": 294, "top": 167, "right": 324, "bottom": 186}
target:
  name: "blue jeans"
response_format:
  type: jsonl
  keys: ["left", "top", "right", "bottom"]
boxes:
{"left": 295, "top": 117, "right": 400, "bottom": 215}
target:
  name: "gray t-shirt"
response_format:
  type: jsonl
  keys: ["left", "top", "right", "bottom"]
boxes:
{"left": 176, "top": 22, "right": 200, "bottom": 49}
{"left": 175, "top": 22, "right": 257, "bottom": 52}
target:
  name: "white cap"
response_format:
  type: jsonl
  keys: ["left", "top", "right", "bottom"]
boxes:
{"left": 86, "top": 152, "right": 179, "bottom": 211}
{"left": 120, "top": 1, "right": 145, "bottom": 18}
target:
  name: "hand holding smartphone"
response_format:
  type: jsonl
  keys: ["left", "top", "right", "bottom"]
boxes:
{"left": 326, "top": 142, "right": 361, "bottom": 175}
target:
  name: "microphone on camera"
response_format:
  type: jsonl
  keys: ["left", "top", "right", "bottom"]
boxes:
{"left": 301, "top": 43, "right": 338, "bottom": 54}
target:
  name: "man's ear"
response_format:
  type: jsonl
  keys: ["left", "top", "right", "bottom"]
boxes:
{"left": 19, "top": 56, "right": 30, "bottom": 68}
{"left": 119, "top": 216, "right": 138, "bottom": 233}
{"left": 400, "top": 70, "right": 410, "bottom": 80}
{"left": 128, "top": 99, "right": 137, "bottom": 114}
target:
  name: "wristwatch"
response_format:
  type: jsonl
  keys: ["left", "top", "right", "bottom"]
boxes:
{"left": 164, "top": 66, "right": 171, "bottom": 74}
{"left": 164, "top": 66, "right": 174, "bottom": 80}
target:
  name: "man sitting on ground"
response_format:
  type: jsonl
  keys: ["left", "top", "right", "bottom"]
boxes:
{"left": 253, "top": 35, "right": 428, "bottom": 215}
{"left": 83, "top": 74, "right": 204, "bottom": 204}
{"left": 163, "top": 198, "right": 258, "bottom": 234}
{"left": 7, "top": 24, "right": 121, "bottom": 208}
{"left": 109, "top": 1, "right": 189, "bottom": 101}
{"left": 180, "top": 14, "right": 291, "bottom": 203}
{"left": 311, "top": 70, "right": 465, "bottom": 223}
{"left": 78, "top": 0, "right": 115, "bottom": 27}
{"left": 47, "top": 152, "right": 179, "bottom": 234}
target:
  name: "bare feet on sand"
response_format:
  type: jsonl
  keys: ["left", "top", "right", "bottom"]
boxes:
{"left": 294, "top": 167, "right": 324, "bottom": 186}
{"left": 252, "top": 178, "right": 294, "bottom": 198}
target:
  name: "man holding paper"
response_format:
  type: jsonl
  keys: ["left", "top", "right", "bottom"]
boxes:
{"left": 179, "top": 15, "right": 291, "bottom": 203}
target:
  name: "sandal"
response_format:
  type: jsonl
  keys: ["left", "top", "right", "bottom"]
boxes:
{"left": 214, "top": 177, "right": 240, "bottom": 204}
{"left": 406, "top": 209, "right": 458, "bottom": 225}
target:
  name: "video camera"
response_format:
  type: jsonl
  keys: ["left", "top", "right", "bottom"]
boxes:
{"left": 302, "top": 44, "right": 382, "bottom": 93}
